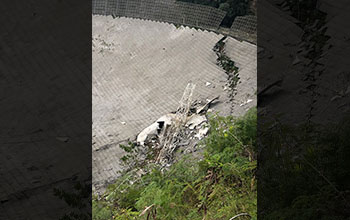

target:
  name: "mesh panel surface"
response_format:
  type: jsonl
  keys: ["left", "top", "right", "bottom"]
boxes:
{"left": 92, "top": 0, "right": 226, "bottom": 29}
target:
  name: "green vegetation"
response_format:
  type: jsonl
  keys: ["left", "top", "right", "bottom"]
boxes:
{"left": 93, "top": 108, "right": 257, "bottom": 220}
{"left": 177, "top": 0, "right": 255, "bottom": 27}
{"left": 213, "top": 36, "right": 240, "bottom": 91}
{"left": 53, "top": 181, "right": 92, "bottom": 220}
{"left": 259, "top": 117, "right": 350, "bottom": 219}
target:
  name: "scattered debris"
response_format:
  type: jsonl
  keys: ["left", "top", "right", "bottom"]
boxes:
{"left": 196, "top": 96, "right": 219, "bottom": 114}
{"left": 139, "top": 204, "right": 155, "bottom": 217}
{"left": 128, "top": 83, "right": 217, "bottom": 169}
{"left": 186, "top": 115, "right": 207, "bottom": 129}
{"left": 121, "top": 121, "right": 126, "bottom": 125}
{"left": 156, "top": 83, "right": 196, "bottom": 165}
{"left": 229, "top": 213, "right": 251, "bottom": 220}
{"left": 137, "top": 122, "right": 159, "bottom": 145}
{"left": 205, "top": 82, "right": 211, "bottom": 87}
{"left": 240, "top": 99, "right": 253, "bottom": 106}
{"left": 194, "top": 126, "right": 209, "bottom": 140}
{"left": 137, "top": 114, "right": 175, "bottom": 145}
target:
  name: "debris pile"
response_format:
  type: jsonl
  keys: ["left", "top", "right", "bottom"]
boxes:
{"left": 128, "top": 83, "right": 219, "bottom": 169}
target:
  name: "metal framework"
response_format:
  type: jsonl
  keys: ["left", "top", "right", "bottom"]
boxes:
{"left": 231, "top": 15, "right": 257, "bottom": 34}
{"left": 230, "top": 15, "right": 257, "bottom": 43}
{"left": 92, "top": 0, "right": 226, "bottom": 29}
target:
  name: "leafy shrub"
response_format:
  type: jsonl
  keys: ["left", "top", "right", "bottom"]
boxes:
{"left": 93, "top": 107, "right": 257, "bottom": 220}
{"left": 259, "top": 116, "right": 350, "bottom": 219}
{"left": 53, "top": 181, "right": 92, "bottom": 220}
{"left": 213, "top": 37, "right": 240, "bottom": 90}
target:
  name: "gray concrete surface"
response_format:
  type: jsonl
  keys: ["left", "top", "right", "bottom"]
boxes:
{"left": 92, "top": 16, "right": 257, "bottom": 193}
{"left": 259, "top": 0, "right": 350, "bottom": 125}
{"left": 226, "top": 38, "right": 257, "bottom": 116}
